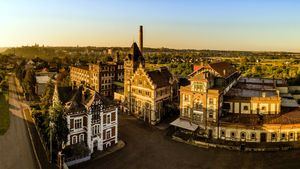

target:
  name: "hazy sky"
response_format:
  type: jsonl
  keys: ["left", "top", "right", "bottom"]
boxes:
{"left": 0, "top": 0, "right": 300, "bottom": 52}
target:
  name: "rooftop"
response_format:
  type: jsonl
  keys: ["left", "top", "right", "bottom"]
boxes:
{"left": 36, "top": 75, "right": 51, "bottom": 84}
{"left": 239, "top": 77, "right": 286, "bottom": 86}
{"left": 220, "top": 108, "right": 300, "bottom": 125}
{"left": 147, "top": 67, "right": 173, "bottom": 88}
{"left": 225, "top": 88, "right": 277, "bottom": 98}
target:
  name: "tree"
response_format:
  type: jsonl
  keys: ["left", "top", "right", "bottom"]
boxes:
{"left": 49, "top": 102, "right": 69, "bottom": 151}
{"left": 41, "top": 80, "right": 54, "bottom": 109}
{"left": 23, "top": 68, "right": 37, "bottom": 100}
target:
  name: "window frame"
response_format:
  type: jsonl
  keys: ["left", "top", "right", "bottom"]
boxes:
{"left": 74, "top": 118, "right": 83, "bottom": 129}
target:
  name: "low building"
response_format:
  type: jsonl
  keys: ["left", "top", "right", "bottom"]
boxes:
{"left": 35, "top": 71, "right": 56, "bottom": 96}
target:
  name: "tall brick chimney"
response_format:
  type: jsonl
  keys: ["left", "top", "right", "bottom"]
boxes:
{"left": 139, "top": 25, "right": 143, "bottom": 54}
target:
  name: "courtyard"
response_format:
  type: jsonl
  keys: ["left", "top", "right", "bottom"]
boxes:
{"left": 71, "top": 113, "right": 300, "bottom": 169}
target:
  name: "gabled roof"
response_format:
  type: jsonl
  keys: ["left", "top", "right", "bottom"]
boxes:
{"left": 147, "top": 67, "right": 173, "bottom": 88}
{"left": 64, "top": 86, "right": 86, "bottom": 113}
{"left": 209, "top": 62, "right": 237, "bottom": 78}
{"left": 63, "top": 86, "right": 114, "bottom": 115}
{"left": 190, "top": 61, "right": 237, "bottom": 79}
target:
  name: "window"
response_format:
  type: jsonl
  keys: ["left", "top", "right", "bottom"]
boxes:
{"left": 74, "top": 118, "right": 82, "bottom": 129}
{"left": 208, "top": 109, "right": 213, "bottom": 118}
{"left": 107, "top": 114, "right": 111, "bottom": 124}
{"left": 243, "top": 106, "right": 249, "bottom": 111}
{"left": 240, "top": 132, "right": 246, "bottom": 139}
{"left": 106, "top": 130, "right": 111, "bottom": 140}
{"left": 289, "top": 132, "right": 294, "bottom": 140}
{"left": 193, "top": 82, "right": 205, "bottom": 92}
{"left": 221, "top": 130, "right": 225, "bottom": 137}
{"left": 193, "top": 113, "right": 202, "bottom": 123}
{"left": 79, "top": 134, "right": 84, "bottom": 142}
{"left": 194, "top": 101, "right": 203, "bottom": 111}
{"left": 184, "top": 95, "right": 189, "bottom": 102}
{"left": 271, "top": 133, "right": 277, "bottom": 141}
{"left": 251, "top": 133, "right": 256, "bottom": 140}
{"left": 231, "top": 132, "right": 236, "bottom": 138}
{"left": 72, "top": 136, "right": 78, "bottom": 144}
{"left": 138, "top": 80, "right": 143, "bottom": 85}
{"left": 93, "top": 125, "right": 100, "bottom": 135}
{"left": 209, "top": 98, "right": 213, "bottom": 105}
{"left": 261, "top": 106, "right": 266, "bottom": 111}
{"left": 281, "top": 133, "right": 286, "bottom": 140}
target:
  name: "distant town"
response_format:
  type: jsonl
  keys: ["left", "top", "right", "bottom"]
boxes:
{"left": 0, "top": 26, "right": 300, "bottom": 169}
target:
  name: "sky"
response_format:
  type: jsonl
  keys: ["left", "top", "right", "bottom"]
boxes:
{"left": 0, "top": 0, "right": 300, "bottom": 52}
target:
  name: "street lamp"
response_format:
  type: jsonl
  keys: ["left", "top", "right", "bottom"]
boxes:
{"left": 49, "top": 121, "right": 55, "bottom": 164}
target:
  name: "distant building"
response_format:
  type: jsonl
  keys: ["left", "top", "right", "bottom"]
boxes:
{"left": 70, "top": 57, "right": 123, "bottom": 97}
{"left": 35, "top": 71, "right": 56, "bottom": 96}
{"left": 53, "top": 85, "right": 118, "bottom": 153}
{"left": 171, "top": 61, "right": 300, "bottom": 143}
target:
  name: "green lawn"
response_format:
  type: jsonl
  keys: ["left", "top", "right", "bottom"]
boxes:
{"left": 0, "top": 91, "right": 9, "bottom": 135}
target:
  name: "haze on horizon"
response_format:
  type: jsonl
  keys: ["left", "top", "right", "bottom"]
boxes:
{"left": 0, "top": 0, "right": 300, "bottom": 52}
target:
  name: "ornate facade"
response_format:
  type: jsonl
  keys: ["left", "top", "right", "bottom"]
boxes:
{"left": 171, "top": 61, "right": 300, "bottom": 144}
{"left": 116, "top": 26, "right": 178, "bottom": 125}
{"left": 53, "top": 85, "right": 118, "bottom": 153}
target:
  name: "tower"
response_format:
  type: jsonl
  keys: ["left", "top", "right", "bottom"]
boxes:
{"left": 124, "top": 26, "right": 145, "bottom": 112}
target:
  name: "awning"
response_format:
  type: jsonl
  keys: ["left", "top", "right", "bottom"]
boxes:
{"left": 170, "top": 118, "right": 199, "bottom": 131}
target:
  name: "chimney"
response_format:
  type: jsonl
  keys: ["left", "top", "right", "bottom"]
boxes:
{"left": 139, "top": 25, "right": 143, "bottom": 54}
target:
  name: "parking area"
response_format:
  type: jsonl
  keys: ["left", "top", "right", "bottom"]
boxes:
{"left": 72, "top": 113, "right": 300, "bottom": 169}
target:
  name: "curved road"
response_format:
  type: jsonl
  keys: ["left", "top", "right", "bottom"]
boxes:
{"left": 0, "top": 76, "right": 37, "bottom": 169}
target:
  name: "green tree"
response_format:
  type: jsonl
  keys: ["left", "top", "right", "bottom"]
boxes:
{"left": 41, "top": 80, "right": 54, "bottom": 109}
{"left": 49, "top": 102, "right": 69, "bottom": 151}
{"left": 23, "top": 68, "right": 37, "bottom": 100}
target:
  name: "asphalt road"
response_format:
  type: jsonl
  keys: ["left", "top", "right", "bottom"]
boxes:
{"left": 73, "top": 113, "right": 300, "bottom": 169}
{"left": 0, "top": 76, "right": 37, "bottom": 169}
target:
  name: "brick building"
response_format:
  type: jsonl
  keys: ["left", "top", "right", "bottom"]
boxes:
{"left": 70, "top": 58, "right": 123, "bottom": 97}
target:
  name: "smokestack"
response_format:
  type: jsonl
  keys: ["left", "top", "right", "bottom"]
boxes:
{"left": 139, "top": 25, "right": 143, "bottom": 54}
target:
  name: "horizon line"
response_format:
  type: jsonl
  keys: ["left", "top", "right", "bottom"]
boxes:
{"left": 1, "top": 44, "right": 299, "bottom": 54}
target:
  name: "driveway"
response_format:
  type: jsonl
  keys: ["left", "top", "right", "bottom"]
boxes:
{"left": 72, "top": 113, "right": 300, "bottom": 169}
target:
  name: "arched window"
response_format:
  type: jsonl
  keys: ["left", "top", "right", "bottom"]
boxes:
{"left": 240, "top": 132, "right": 246, "bottom": 139}
{"left": 72, "top": 135, "right": 78, "bottom": 144}
{"left": 79, "top": 134, "right": 85, "bottom": 142}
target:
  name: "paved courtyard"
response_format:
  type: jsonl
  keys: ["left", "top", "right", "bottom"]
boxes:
{"left": 72, "top": 114, "right": 300, "bottom": 169}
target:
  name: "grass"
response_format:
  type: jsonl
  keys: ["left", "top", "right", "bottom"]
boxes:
{"left": 0, "top": 91, "right": 9, "bottom": 135}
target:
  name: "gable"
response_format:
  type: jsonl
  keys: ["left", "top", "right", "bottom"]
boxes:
{"left": 131, "top": 67, "right": 154, "bottom": 89}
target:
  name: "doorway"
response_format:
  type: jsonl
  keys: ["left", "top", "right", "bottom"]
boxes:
{"left": 208, "top": 129, "right": 213, "bottom": 139}
{"left": 260, "top": 133, "right": 267, "bottom": 142}
{"left": 93, "top": 140, "right": 98, "bottom": 152}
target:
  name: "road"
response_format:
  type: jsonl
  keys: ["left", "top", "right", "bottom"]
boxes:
{"left": 0, "top": 76, "right": 37, "bottom": 169}
{"left": 73, "top": 114, "right": 300, "bottom": 169}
